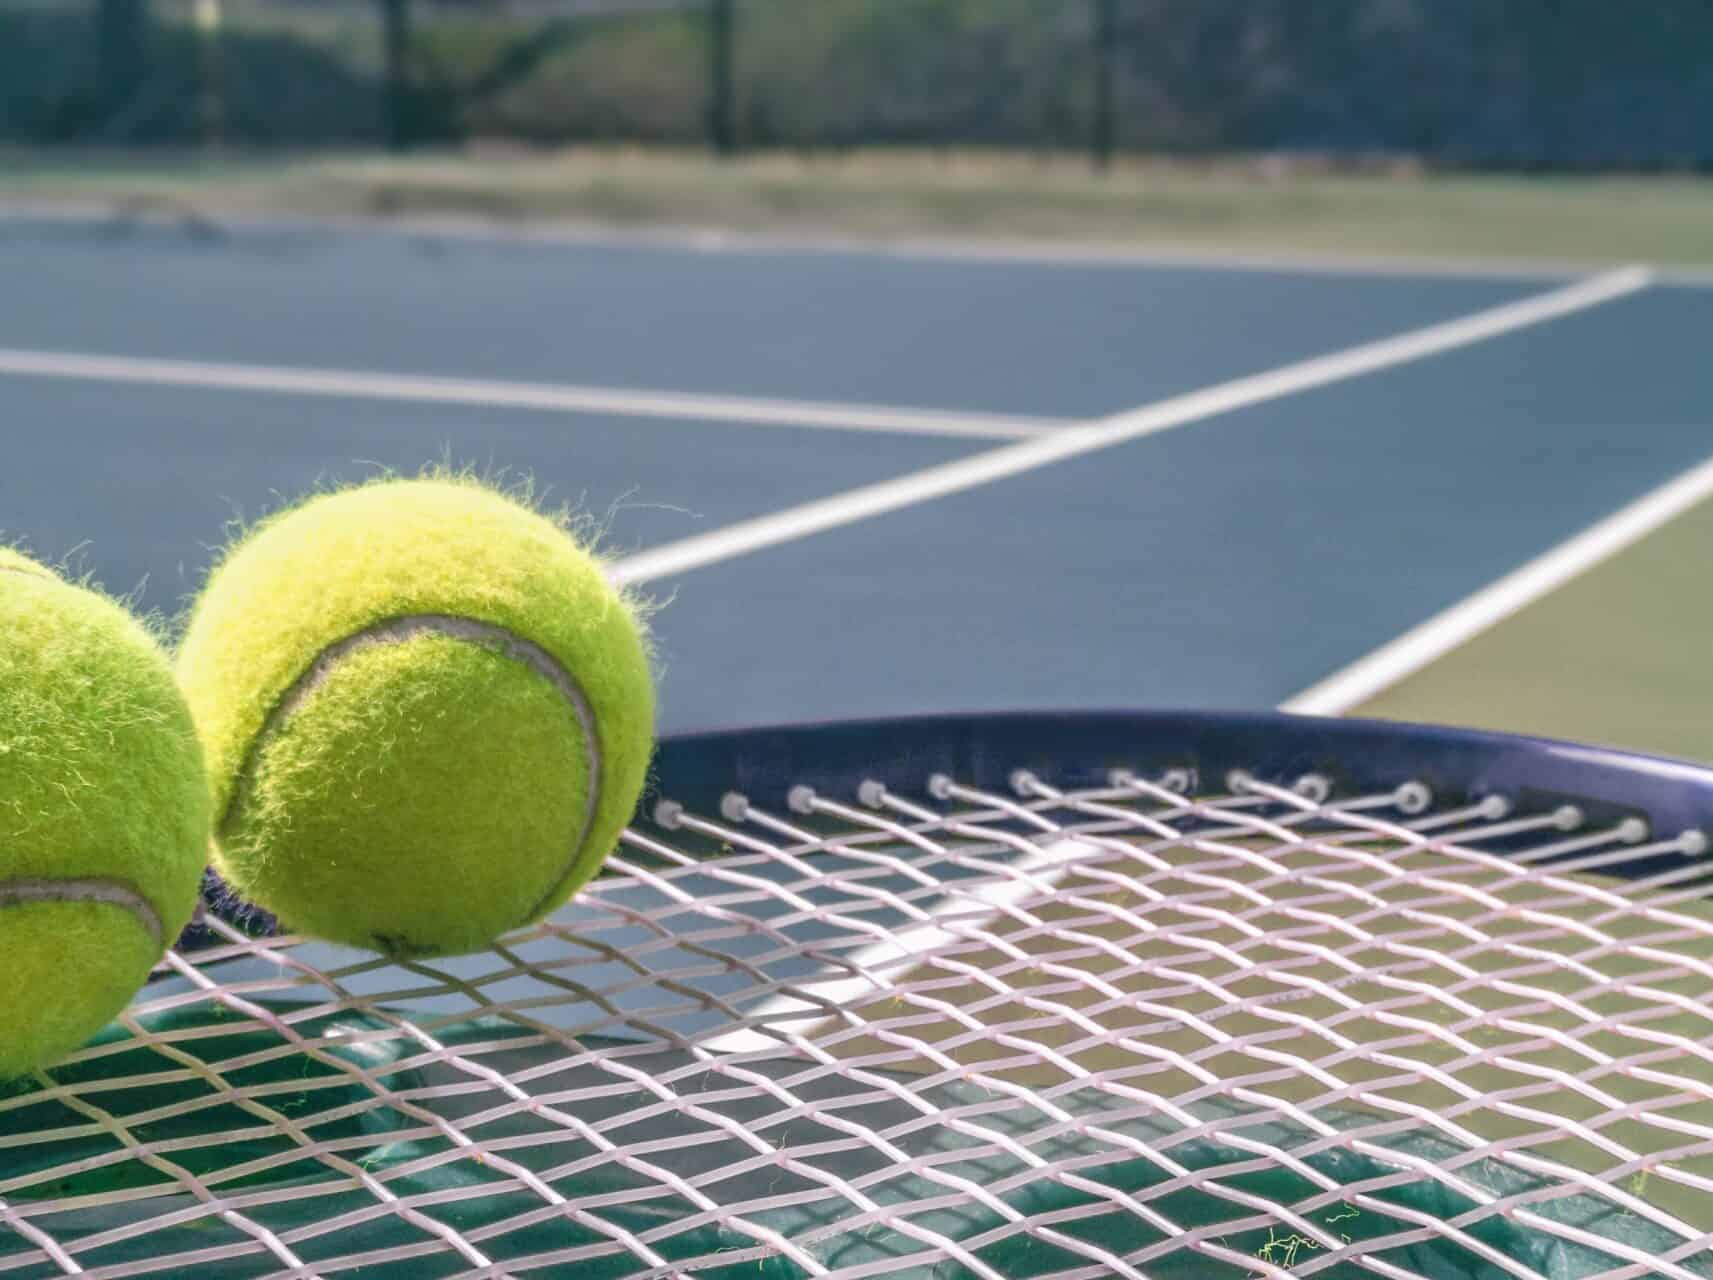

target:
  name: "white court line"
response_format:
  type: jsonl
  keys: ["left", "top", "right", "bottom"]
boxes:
{"left": 1282, "top": 450, "right": 1713, "bottom": 716}
{"left": 0, "top": 347, "right": 1060, "bottom": 442}
{"left": 613, "top": 266, "right": 1652, "bottom": 586}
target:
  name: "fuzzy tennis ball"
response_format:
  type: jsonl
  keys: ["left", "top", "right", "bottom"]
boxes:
{"left": 176, "top": 478, "right": 655, "bottom": 958}
{"left": 0, "top": 549, "right": 211, "bottom": 1079}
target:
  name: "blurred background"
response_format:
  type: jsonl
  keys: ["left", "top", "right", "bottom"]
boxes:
{"left": 8, "top": 1, "right": 1713, "bottom": 163}
{"left": 3, "top": 0, "right": 1712, "bottom": 756}
{"left": 6, "top": 1, "right": 1713, "bottom": 258}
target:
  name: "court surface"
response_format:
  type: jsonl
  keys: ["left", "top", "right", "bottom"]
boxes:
{"left": 4, "top": 210, "right": 1713, "bottom": 757}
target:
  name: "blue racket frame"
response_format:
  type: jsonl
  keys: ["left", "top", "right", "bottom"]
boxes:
{"left": 648, "top": 711, "right": 1713, "bottom": 881}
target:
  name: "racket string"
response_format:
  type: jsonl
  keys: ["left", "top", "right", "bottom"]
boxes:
{"left": 3, "top": 761, "right": 1713, "bottom": 1278}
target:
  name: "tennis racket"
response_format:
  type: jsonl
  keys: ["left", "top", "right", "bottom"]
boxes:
{"left": 4, "top": 711, "right": 1711, "bottom": 1279}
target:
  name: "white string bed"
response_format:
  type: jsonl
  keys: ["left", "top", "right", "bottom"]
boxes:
{"left": 4, "top": 763, "right": 1712, "bottom": 1279}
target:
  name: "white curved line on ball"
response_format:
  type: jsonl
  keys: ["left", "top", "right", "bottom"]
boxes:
{"left": 1, "top": 578, "right": 168, "bottom": 944}
{"left": 0, "top": 878, "right": 164, "bottom": 947}
{"left": 245, "top": 614, "right": 604, "bottom": 928}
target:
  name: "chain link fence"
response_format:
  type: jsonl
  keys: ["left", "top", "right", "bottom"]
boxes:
{"left": 4, "top": 0, "right": 1712, "bottom": 170}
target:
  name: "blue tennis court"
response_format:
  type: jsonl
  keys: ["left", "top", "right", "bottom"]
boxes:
{"left": 2, "top": 211, "right": 1708, "bottom": 738}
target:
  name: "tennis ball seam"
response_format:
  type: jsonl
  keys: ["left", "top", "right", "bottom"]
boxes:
{"left": 229, "top": 613, "right": 604, "bottom": 927}
{"left": 0, "top": 878, "right": 165, "bottom": 947}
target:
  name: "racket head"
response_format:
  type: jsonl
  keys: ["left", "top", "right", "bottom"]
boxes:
{"left": 5, "top": 711, "right": 1712, "bottom": 1280}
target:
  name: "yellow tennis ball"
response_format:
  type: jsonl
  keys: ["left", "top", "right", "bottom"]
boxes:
{"left": 176, "top": 477, "right": 656, "bottom": 957}
{"left": 0, "top": 549, "right": 211, "bottom": 1079}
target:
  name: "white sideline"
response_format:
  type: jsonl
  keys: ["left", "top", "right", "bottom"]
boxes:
{"left": 1282, "top": 450, "right": 1713, "bottom": 715}
{"left": 614, "top": 266, "right": 1652, "bottom": 585}
{"left": 0, "top": 347, "right": 1061, "bottom": 441}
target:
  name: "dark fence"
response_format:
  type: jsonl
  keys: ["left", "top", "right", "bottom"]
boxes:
{"left": 4, "top": 0, "right": 1712, "bottom": 171}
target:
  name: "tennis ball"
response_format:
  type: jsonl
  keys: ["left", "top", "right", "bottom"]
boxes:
{"left": 0, "top": 550, "right": 211, "bottom": 1079}
{"left": 176, "top": 477, "right": 655, "bottom": 958}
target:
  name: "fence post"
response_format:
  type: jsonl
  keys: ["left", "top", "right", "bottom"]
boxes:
{"left": 1092, "top": 0, "right": 1116, "bottom": 171}
{"left": 193, "top": 0, "right": 224, "bottom": 145}
{"left": 381, "top": 0, "right": 412, "bottom": 150}
{"left": 709, "top": 0, "right": 736, "bottom": 156}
